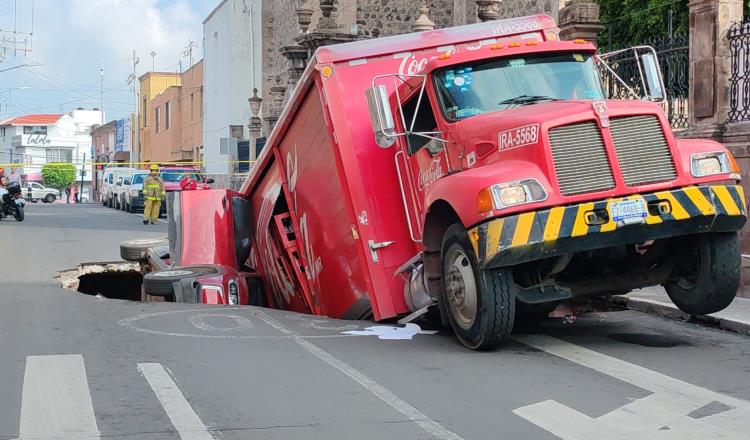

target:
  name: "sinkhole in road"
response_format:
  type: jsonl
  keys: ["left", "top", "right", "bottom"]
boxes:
{"left": 59, "top": 262, "right": 143, "bottom": 301}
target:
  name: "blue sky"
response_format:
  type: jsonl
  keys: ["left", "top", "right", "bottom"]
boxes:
{"left": 0, "top": 0, "right": 219, "bottom": 122}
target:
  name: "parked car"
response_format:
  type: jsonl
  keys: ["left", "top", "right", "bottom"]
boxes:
{"left": 101, "top": 167, "right": 136, "bottom": 207}
{"left": 124, "top": 167, "right": 213, "bottom": 215}
{"left": 122, "top": 171, "right": 148, "bottom": 213}
{"left": 25, "top": 182, "right": 61, "bottom": 203}
{"left": 113, "top": 173, "right": 135, "bottom": 210}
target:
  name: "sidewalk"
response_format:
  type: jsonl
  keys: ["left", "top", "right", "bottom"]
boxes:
{"left": 615, "top": 287, "right": 750, "bottom": 336}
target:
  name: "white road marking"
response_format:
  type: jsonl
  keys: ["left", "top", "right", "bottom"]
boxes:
{"left": 18, "top": 354, "right": 100, "bottom": 439}
{"left": 138, "top": 363, "right": 214, "bottom": 440}
{"left": 254, "top": 310, "right": 464, "bottom": 440}
{"left": 188, "top": 313, "right": 254, "bottom": 332}
{"left": 513, "top": 335, "right": 750, "bottom": 439}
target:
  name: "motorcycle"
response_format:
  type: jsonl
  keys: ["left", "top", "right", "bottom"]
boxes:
{"left": 0, "top": 182, "right": 26, "bottom": 222}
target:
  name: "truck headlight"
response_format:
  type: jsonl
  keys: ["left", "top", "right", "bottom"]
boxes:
{"left": 692, "top": 152, "right": 738, "bottom": 177}
{"left": 130, "top": 189, "right": 139, "bottom": 197}
{"left": 477, "top": 179, "right": 547, "bottom": 214}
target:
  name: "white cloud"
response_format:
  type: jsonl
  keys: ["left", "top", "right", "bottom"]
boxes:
{"left": 1, "top": 0, "right": 207, "bottom": 119}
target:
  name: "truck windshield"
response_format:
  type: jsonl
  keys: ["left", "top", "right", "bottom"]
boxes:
{"left": 161, "top": 171, "right": 202, "bottom": 182}
{"left": 132, "top": 174, "right": 146, "bottom": 184}
{"left": 434, "top": 52, "right": 605, "bottom": 121}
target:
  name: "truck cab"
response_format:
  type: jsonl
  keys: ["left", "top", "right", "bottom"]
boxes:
{"left": 366, "top": 31, "right": 747, "bottom": 349}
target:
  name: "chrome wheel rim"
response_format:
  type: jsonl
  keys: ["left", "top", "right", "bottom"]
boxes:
{"left": 445, "top": 248, "right": 477, "bottom": 330}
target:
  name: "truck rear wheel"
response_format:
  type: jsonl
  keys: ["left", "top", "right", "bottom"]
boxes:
{"left": 441, "top": 223, "right": 515, "bottom": 350}
{"left": 144, "top": 266, "right": 220, "bottom": 297}
{"left": 664, "top": 232, "right": 740, "bottom": 315}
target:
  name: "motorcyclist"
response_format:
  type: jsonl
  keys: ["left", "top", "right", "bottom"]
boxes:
{"left": 143, "top": 164, "right": 165, "bottom": 225}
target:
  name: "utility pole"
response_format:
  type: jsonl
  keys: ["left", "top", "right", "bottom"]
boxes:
{"left": 126, "top": 50, "right": 140, "bottom": 165}
{"left": 78, "top": 153, "right": 85, "bottom": 202}
{"left": 182, "top": 40, "right": 197, "bottom": 70}
{"left": 99, "top": 68, "right": 104, "bottom": 125}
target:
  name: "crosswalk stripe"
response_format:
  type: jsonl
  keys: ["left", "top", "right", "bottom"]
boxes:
{"left": 19, "top": 354, "right": 100, "bottom": 439}
{"left": 138, "top": 363, "right": 215, "bottom": 440}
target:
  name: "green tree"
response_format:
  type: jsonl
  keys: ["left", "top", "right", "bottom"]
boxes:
{"left": 41, "top": 163, "right": 77, "bottom": 189}
{"left": 596, "top": 0, "right": 689, "bottom": 50}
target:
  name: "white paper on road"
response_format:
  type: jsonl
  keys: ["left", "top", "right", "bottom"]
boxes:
{"left": 343, "top": 323, "right": 437, "bottom": 340}
{"left": 19, "top": 354, "right": 100, "bottom": 440}
{"left": 513, "top": 335, "right": 750, "bottom": 439}
{"left": 138, "top": 363, "right": 215, "bottom": 440}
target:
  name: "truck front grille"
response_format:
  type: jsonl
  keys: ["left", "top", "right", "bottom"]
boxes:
{"left": 610, "top": 115, "right": 677, "bottom": 186}
{"left": 549, "top": 121, "right": 616, "bottom": 196}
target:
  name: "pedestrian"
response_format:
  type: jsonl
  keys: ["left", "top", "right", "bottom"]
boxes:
{"left": 7, "top": 168, "right": 20, "bottom": 185}
{"left": 143, "top": 164, "right": 165, "bottom": 225}
{"left": 64, "top": 185, "right": 71, "bottom": 204}
{"left": 72, "top": 183, "right": 79, "bottom": 204}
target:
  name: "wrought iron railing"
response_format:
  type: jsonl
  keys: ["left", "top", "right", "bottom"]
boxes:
{"left": 729, "top": 21, "right": 750, "bottom": 122}
{"left": 599, "top": 33, "right": 689, "bottom": 130}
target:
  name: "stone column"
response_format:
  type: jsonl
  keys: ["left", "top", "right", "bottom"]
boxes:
{"left": 413, "top": 4, "right": 436, "bottom": 32}
{"left": 296, "top": 0, "right": 358, "bottom": 58}
{"left": 687, "top": 0, "right": 743, "bottom": 139}
{"left": 476, "top": 0, "right": 502, "bottom": 22}
{"left": 247, "top": 88, "right": 263, "bottom": 162}
{"left": 558, "top": 0, "right": 604, "bottom": 42}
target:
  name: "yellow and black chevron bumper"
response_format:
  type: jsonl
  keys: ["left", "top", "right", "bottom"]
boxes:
{"left": 468, "top": 184, "right": 747, "bottom": 269}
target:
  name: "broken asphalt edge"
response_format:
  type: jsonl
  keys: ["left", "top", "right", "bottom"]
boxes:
{"left": 611, "top": 295, "right": 750, "bottom": 337}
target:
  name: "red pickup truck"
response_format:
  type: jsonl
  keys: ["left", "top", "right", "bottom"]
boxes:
{"left": 136, "top": 15, "right": 746, "bottom": 350}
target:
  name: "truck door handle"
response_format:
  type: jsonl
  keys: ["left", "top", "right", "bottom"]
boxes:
{"left": 368, "top": 240, "right": 395, "bottom": 263}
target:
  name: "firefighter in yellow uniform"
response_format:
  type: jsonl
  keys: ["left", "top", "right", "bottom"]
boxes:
{"left": 143, "top": 164, "right": 165, "bottom": 225}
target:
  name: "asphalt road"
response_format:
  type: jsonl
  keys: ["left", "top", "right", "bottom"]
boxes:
{"left": 1, "top": 203, "right": 750, "bottom": 439}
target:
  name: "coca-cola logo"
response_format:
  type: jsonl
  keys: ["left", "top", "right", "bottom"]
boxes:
{"left": 418, "top": 157, "right": 446, "bottom": 191}
{"left": 398, "top": 48, "right": 458, "bottom": 76}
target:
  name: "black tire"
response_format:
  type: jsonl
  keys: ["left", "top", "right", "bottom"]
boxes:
{"left": 119, "top": 237, "right": 169, "bottom": 261}
{"left": 13, "top": 205, "right": 24, "bottom": 222}
{"left": 127, "top": 202, "right": 133, "bottom": 213}
{"left": 440, "top": 223, "right": 515, "bottom": 350}
{"left": 44, "top": 194, "right": 55, "bottom": 203}
{"left": 144, "top": 266, "right": 220, "bottom": 297}
{"left": 107, "top": 197, "right": 113, "bottom": 208}
{"left": 664, "top": 232, "right": 740, "bottom": 315}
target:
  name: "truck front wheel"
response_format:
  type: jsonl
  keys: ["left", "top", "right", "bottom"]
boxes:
{"left": 441, "top": 223, "right": 515, "bottom": 350}
{"left": 664, "top": 232, "right": 740, "bottom": 316}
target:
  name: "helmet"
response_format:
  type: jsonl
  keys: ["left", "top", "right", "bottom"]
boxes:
{"left": 149, "top": 164, "right": 159, "bottom": 171}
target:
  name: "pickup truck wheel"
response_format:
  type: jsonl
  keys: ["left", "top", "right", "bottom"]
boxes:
{"left": 44, "top": 194, "right": 56, "bottom": 203}
{"left": 119, "top": 237, "right": 169, "bottom": 261}
{"left": 664, "top": 232, "right": 740, "bottom": 316}
{"left": 144, "top": 266, "right": 220, "bottom": 297}
{"left": 441, "top": 223, "right": 515, "bottom": 350}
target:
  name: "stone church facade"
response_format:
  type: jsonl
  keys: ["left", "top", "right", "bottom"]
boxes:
{"left": 258, "top": 0, "right": 565, "bottom": 133}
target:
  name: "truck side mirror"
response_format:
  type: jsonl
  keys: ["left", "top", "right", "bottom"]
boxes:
{"left": 640, "top": 52, "right": 665, "bottom": 102}
{"left": 598, "top": 46, "right": 666, "bottom": 103}
{"left": 366, "top": 85, "right": 397, "bottom": 148}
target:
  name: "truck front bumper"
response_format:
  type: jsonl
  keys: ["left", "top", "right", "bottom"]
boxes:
{"left": 469, "top": 184, "right": 747, "bottom": 269}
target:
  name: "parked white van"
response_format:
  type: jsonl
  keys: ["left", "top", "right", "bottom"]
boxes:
{"left": 100, "top": 167, "right": 135, "bottom": 208}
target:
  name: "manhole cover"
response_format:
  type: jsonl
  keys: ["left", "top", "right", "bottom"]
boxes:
{"left": 609, "top": 332, "right": 689, "bottom": 348}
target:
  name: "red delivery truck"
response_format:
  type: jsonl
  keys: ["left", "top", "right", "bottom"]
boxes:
{"left": 139, "top": 14, "right": 747, "bottom": 350}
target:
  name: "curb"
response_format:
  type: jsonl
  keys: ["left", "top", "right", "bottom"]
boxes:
{"left": 612, "top": 295, "right": 750, "bottom": 337}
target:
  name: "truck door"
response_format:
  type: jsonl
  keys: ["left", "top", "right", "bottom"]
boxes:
{"left": 394, "top": 90, "right": 448, "bottom": 242}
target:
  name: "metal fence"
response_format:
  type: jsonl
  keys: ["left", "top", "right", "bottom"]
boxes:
{"left": 729, "top": 21, "right": 750, "bottom": 122}
{"left": 599, "top": 33, "right": 689, "bottom": 130}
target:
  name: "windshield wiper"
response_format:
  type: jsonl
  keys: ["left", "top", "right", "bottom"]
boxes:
{"left": 498, "top": 95, "right": 560, "bottom": 107}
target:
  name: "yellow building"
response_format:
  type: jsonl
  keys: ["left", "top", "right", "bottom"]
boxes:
{"left": 138, "top": 72, "right": 181, "bottom": 165}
